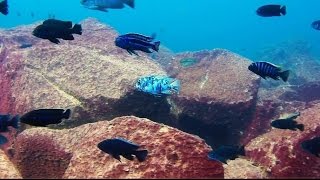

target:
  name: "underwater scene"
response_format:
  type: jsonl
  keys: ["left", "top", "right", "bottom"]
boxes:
{"left": 0, "top": 0, "right": 319, "bottom": 179}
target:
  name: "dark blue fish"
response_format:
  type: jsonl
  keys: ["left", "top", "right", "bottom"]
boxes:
{"left": 115, "top": 33, "right": 160, "bottom": 56}
{"left": 256, "top": 5, "right": 286, "bottom": 17}
{"left": 19, "top": 43, "right": 33, "bottom": 49}
{"left": 98, "top": 137, "right": 148, "bottom": 162}
{"left": 311, "top": 20, "right": 320, "bottom": 30}
{"left": 0, "top": 134, "right": 8, "bottom": 145}
{"left": 248, "top": 61, "right": 290, "bottom": 82}
{"left": 0, "top": 0, "right": 8, "bottom": 15}
{"left": 0, "top": 114, "right": 19, "bottom": 132}
{"left": 20, "top": 109, "right": 71, "bottom": 127}
{"left": 301, "top": 137, "right": 320, "bottom": 158}
{"left": 271, "top": 112, "right": 304, "bottom": 131}
{"left": 208, "top": 145, "right": 245, "bottom": 164}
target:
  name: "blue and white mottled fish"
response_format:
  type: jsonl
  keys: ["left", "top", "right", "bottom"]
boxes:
{"left": 135, "top": 75, "right": 180, "bottom": 96}
{"left": 80, "top": 0, "right": 134, "bottom": 12}
{"left": 115, "top": 33, "right": 160, "bottom": 56}
{"left": 248, "top": 61, "right": 290, "bottom": 82}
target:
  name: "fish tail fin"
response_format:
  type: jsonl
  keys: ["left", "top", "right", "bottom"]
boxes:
{"left": 124, "top": 0, "right": 135, "bottom": 8}
{"left": 0, "top": 0, "right": 8, "bottom": 15}
{"left": 9, "top": 115, "right": 20, "bottom": 129}
{"left": 64, "top": 109, "right": 71, "bottom": 119}
{"left": 134, "top": 150, "right": 148, "bottom": 162}
{"left": 153, "top": 41, "right": 160, "bottom": 52}
{"left": 297, "top": 124, "right": 304, "bottom": 131}
{"left": 239, "top": 145, "right": 246, "bottom": 156}
{"left": 281, "top": 5, "right": 286, "bottom": 16}
{"left": 280, "top": 70, "right": 290, "bottom": 82}
{"left": 170, "top": 79, "right": 181, "bottom": 93}
{"left": 73, "top": 24, "right": 82, "bottom": 35}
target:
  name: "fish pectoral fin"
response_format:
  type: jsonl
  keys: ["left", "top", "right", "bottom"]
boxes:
{"left": 112, "top": 154, "right": 121, "bottom": 162}
{"left": 122, "top": 153, "right": 134, "bottom": 161}
{"left": 126, "top": 49, "right": 133, "bottom": 55}
{"left": 48, "top": 38, "right": 60, "bottom": 44}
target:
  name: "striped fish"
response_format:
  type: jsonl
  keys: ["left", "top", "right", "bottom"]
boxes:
{"left": 248, "top": 61, "right": 290, "bottom": 82}
{"left": 80, "top": 0, "right": 134, "bottom": 12}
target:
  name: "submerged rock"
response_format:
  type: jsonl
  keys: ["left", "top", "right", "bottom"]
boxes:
{"left": 0, "top": 149, "right": 22, "bottom": 179}
{"left": 12, "top": 116, "right": 224, "bottom": 179}
{"left": 224, "top": 158, "right": 268, "bottom": 179}
{"left": 245, "top": 103, "right": 320, "bottom": 178}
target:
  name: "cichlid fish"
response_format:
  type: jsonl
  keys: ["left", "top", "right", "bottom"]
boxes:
{"left": 0, "top": 0, "right": 8, "bottom": 15}
{"left": 0, "top": 114, "right": 19, "bottom": 145}
{"left": 208, "top": 145, "right": 245, "bottom": 164}
{"left": 311, "top": 20, "right": 320, "bottom": 30}
{"left": 98, "top": 137, "right": 148, "bottom": 162}
{"left": 32, "top": 19, "right": 82, "bottom": 44}
{"left": 271, "top": 112, "right": 304, "bottom": 131}
{"left": 256, "top": 5, "right": 286, "bottom": 17}
{"left": 301, "top": 137, "right": 320, "bottom": 158}
{"left": 248, "top": 61, "right": 290, "bottom": 82}
{"left": 80, "top": 0, "right": 134, "bottom": 12}
{"left": 20, "top": 109, "right": 71, "bottom": 127}
{"left": 135, "top": 75, "right": 180, "bottom": 96}
{"left": 115, "top": 33, "right": 160, "bottom": 56}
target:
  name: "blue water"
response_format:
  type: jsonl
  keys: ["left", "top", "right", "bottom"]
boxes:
{"left": 0, "top": 0, "right": 320, "bottom": 59}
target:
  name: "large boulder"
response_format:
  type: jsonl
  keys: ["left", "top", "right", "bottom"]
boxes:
{"left": 224, "top": 158, "right": 268, "bottom": 179}
{"left": 12, "top": 116, "right": 224, "bottom": 179}
{"left": 245, "top": 103, "right": 320, "bottom": 178}
{"left": 0, "top": 149, "right": 22, "bottom": 178}
{"left": 0, "top": 18, "right": 168, "bottom": 127}
{"left": 169, "top": 49, "right": 260, "bottom": 146}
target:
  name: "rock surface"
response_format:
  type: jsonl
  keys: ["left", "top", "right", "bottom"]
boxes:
{"left": 169, "top": 49, "right": 260, "bottom": 146}
{"left": 12, "top": 116, "right": 224, "bottom": 179}
{"left": 224, "top": 158, "right": 268, "bottom": 179}
{"left": 0, "top": 149, "right": 22, "bottom": 178}
{"left": 0, "top": 18, "right": 167, "bottom": 127}
{"left": 246, "top": 103, "right": 320, "bottom": 178}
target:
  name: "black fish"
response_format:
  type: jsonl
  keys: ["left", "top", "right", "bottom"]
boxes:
{"left": 271, "top": 112, "right": 304, "bottom": 131}
{"left": 0, "top": 0, "right": 8, "bottom": 15}
{"left": 208, "top": 145, "right": 245, "bottom": 164}
{"left": 256, "top": 5, "right": 286, "bottom": 17}
{"left": 32, "top": 19, "right": 82, "bottom": 44}
{"left": 248, "top": 61, "right": 290, "bottom": 82}
{"left": 115, "top": 33, "right": 160, "bottom": 56}
{"left": 311, "top": 20, "right": 320, "bottom": 30}
{"left": 0, "top": 114, "right": 19, "bottom": 132}
{"left": 301, "top": 137, "right": 320, "bottom": 158}
{"left": 20, "top": 109, "right": 71, "bottom": 127}
{"left": 98, "top": 137, "right": 148, "bottom": 162}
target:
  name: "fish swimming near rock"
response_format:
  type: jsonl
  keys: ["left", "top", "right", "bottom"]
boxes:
{"left": 208, "top": 145, "right": 245, "bottom": 164}
{"left": 0, "top": 0, "right": 8, "bottom": 15}
{"left": 32, "top": 19, "right": 82, "bottom": 44}
{"left": 311, "top": 20, "right": 320, "bottom": 30}
{"left": 0, "top": 114, "right": 20, "bottom": 145}
{"left": 256, "top": 5, "right": 286, "bottom": 17}
{"left": 271, "top": 112, "right": 304, "bottom": 131}
{"left": 248, "top": 61, "right": 290, "bottom": 82}
{"left": 115, "top": 33, "right": 160, "bottom": 55}
{"left": 98, "top": 137, "right": 148, "bottom": 162}
{"left": 20, "top": 109, "right": 71, "bottom": 127}
{"left": 80, "top": 0, "right": 134, "bottom": 12}
{"left": 135, "top": 75, "right": 180, "bottom": 96}
{"left": 301, "top": 137, "right": 320, "bottom": 158}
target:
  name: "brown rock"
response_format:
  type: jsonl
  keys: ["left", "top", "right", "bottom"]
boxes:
{"left": 224, "top": 158, "right": 268, "bottom": 179}
{"left": 12, "top": 116, "right": 224, "bottom": 179}
{"left": 246, "top": 103, "right": 320, "bottom": 178}
{"left": 0, "top": 149, "right": 22, "bottom": 178}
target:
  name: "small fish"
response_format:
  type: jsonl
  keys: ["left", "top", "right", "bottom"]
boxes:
{"left": 0, "top": 0, "right": 8, "bottom": 15}
{"left": 271, "top": 112, "right": 304, "bottom": 131}
{"left": 115, "top": 33, "right": 160, "bottom": 56}
{"left": 20, "top": 109, "right": 71, "bottom": 127}
{"left": 32, "top": 19, "right": 82, "bottom": 44}
{"left": 19, "top": 43, "right": 33, "bottom": 49}
{"left": 80, "top": 0, "right": 134, "bottom": 12}
{"left": 0, "top": 114, "right": 19, "bottom": 132}
{"left": 98, "top": 137, "right": 148, "bottom": 162}
{"left": 208, "top": 145, "right": 245, "bottom": 164}
{"left": 135, "top": 75, "right": 180, "bottom": 96}
{"left": 301, "top": 137, "right": 320, "bottom": 158}
{"left": 311, "top": 20, "right": 320, "bottom": 30}
{"left": 0, "top": 134, "right": 8, "bottom": 145}
{"left": 248, "top": 61, "right": 290, "bottom": 82}
{"left": 256, "top": 5, "right": 286, "bottom": 17}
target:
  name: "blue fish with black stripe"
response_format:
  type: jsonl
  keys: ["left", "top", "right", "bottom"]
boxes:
{"left": 115, "top": 33, "right": 160, "bottom": 56}
{"left": 248, "top": 61, "right": 290, "bottom": 82}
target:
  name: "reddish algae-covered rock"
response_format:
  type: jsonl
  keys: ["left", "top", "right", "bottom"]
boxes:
{"left": 12, "top": 116, "right": 223, "bottom": 179}
{"left": 0, "top": 149, "right": 22, "bottom": 178}
{"left": 246, "top": 103, "right": 320, "bottom": 178}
